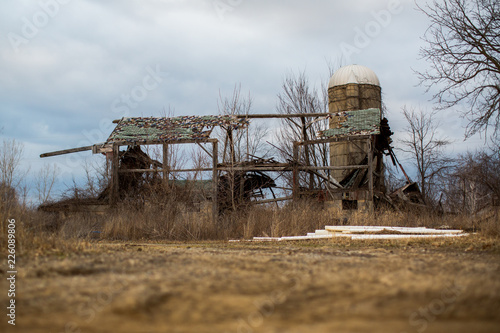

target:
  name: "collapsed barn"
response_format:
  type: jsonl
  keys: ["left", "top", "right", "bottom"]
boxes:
{"left": 40, "top": 65, "right": 424, "bottom": 219}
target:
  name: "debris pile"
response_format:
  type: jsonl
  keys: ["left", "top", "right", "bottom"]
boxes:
{"left": 233, "top": 225, "right": 468, "bottom": 242}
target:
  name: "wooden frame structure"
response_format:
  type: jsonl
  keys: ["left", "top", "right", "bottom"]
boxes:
{"left": 108, "top": 138, "right": 219, "bottom": 223}
{"left": 40, "top": 110, "right": 389, "bottom": 218}
{"left": 292, "top": 135, "right": 378, "bottom": 212}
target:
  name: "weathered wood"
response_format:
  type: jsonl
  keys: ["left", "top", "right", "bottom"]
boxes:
{"left": 308, "top": 169, "right": 343, "bottom": 188}
{"left": 109, "top": 138, "right": 218, "bottom": 146}
{"left": 118, "top": 168, "right": 163, "bottom": 173}
{"left": 196, "top": 143, "right": 213, "bottom": 158}
{"left": 212, "top": 141, "right": 218, "bottom": 224}
{"left": 325, "top": 226, "right": 464, "bottom": 234}
{"left": 297, "top": 135, "right": 371, "bottom": 146}
{"left": 234, "top": 113, "right": 331, "bottom": 119}
{"left": 40, "top": 145, "right": 94, "bottom": 158}
{"left": 217, "top": 166, "right": 290, "bottom": 172}
{"left": 252, "top": 196, "right": 293, "bottom": 205}
{"left": 367, "top": 138, "right": 374, "bottom": 212}
{"left": 163, "top": 144, "right": 169, "bottom": 182}
{"left": 298, "top": 165, "right": 369, "bottom": 171}
{"left": 112, "top": 114, "right": 332, "bottom": 123}
{"left": 292, "top": 142, "right": 299, "bottom": 202}
{"left": 218, "top": 162, "right": 290, "bottom": 168}
{"left": 300, "top": 116, "right": 314, "bottom": 190}
{"left": 110, "top": 144, "right": 120, "bottom": 206}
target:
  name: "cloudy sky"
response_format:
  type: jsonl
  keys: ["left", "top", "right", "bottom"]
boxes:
{"left": 0, "top": 0, "right": 485, "bottom": 201}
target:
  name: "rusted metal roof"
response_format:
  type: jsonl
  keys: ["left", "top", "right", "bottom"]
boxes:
{"left": 106, "top": 115, "right": 249, "bottom": 144}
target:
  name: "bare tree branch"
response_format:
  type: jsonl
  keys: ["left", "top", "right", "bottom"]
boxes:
{"left": 398, "top": 106, "right": 453, "bottom": 203}
{"left": 275, "top": 71, "right": 331, "bottom": 189}
{"left": 416, "top": 0, "right": 500, "bottom": 137}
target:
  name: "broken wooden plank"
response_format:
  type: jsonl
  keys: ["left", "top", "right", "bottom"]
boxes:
{"left": 40, "top": 145, "right": 94, "bottom": 158}
{"left": 252, "top": 196, "right": 293, "bottom": 205}
{"left": 324, "top": 226, "right": 464, "bottom": 234}
{"left": 350, "top": 233, "right": 469, "bottom": 240}
{"left": 253, "top": 237, "right": 282, "bottom": 241}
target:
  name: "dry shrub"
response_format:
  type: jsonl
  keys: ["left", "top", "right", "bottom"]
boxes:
{"left": 0, "top": 203, "right": 90, "bottom": 256}
{"left": 79, "top": 200, "right": 340, "bottom": 241}
{"left": 101, "top": 200, "right": 215, "bottom": 241}
{"left": 5, "top": 198, "right": 498, "bottom": 248}
{"left": 477, "top": 208, "right": 500, "bottom": 237}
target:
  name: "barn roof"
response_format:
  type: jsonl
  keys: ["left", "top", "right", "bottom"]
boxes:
{"left": 318, "top": 108, "right": 381, "bottom": 138}
{"left": 106, "top": 115, "right": 249, "bottom": 144}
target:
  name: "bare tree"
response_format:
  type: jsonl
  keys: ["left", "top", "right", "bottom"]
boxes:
{"left": 443, "top": 136, "right": 500, "bottom": 213}
{"left": 146, "top": 106, "right": 187, "bottom": 181}
{"left": 399, "top": 106, "right": 452, "bottom": 203}
{"left": 0, "top": 139, "right": 28, "bottom": 209}
{"left": 35, "top": 163, "right": 59, "bottom": 204}
{"left": 216, "top": 84, "right": 270, "bottom": 211}
{"left": 275, "top": 72, "right": 330, "bottom": 190}
{"left": 217, "top": 84, "right": 268, "bottom": 163}
{"left": 80, "top": 156, "right": 109, "bottom": 198}
{"left": 0, "top": 139, "right": 24, "bottom": 190}
{"left": 417, "top": 0, "right": 500, "bottom": 137}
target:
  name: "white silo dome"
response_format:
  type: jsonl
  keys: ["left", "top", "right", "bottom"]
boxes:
{"left": 328, "top": 64, "right": 380, "bottom": 88}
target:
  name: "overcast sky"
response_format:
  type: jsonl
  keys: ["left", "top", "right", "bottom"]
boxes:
{"left": 0, "top": 0, "right": 485, "bottom": 201}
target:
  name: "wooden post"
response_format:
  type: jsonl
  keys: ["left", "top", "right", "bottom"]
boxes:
{"left": 228, "top": 128, "right": 235, "bottom": 165}
{"left": 292, "top": 142, "right": 299, "bottom": 202}
{"left": 162, "top": 144, "right": 169, "bottom": 185}
{"left": 367, "top": 138, "right": 374, "bottom": 213}
{"left": 300, "top": 116, "right": 314, "bottom": 190}
{"left": 227, "top": 128, "right": 236, "bottom": 210}
{"left": 110, "top": 143, "right": 120, "bottom": 206}
{"left": 212, "top": 141, "right": 219, "bottom": 223}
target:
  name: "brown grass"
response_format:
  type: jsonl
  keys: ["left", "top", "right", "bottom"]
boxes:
{"left": 2, "top": 199, "right": 498, "bottom": 256}
{"left": 0, "top": 202, "right": 90, "bottom": 256}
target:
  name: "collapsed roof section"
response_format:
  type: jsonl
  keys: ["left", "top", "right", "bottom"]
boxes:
{"left": 107, "top": 115, "right": 250, "bottom": 144}
{"left": 40, "top": 115, "right": 250, "bottom": 158}
{"left": 318, "top": 108, "right": 381, "bottom": 138}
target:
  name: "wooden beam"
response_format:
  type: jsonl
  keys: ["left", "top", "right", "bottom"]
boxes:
{"left": 196, "top": 142, "right": 213, "bottom": 158}
{"left": 218, "top": 162, "right": 290, "bottom": 168}
{"left": 367, "top": 138, "right": 374, "bottom": 212}
{"left": 119, "top": 164, "right": 369, "bottom": 174}
{"left": 110, "top": 144, "right": 120, "bottom": 206}
{"left": 308, "top": 169, "right": 343, "bottom": 189}
{"left": 112, "top": 114, "right": 331, "bottom": 123}
{"left": 163, "top": 144, "right": 169, "bottom": 183}
{"left": 40, "top": 145, "right": 94, "bottom": 158}
{"left": 109, "top": 138, "right": 217, "bottom": 146}
{"left": 298, "top": 165, "right": 369, "bottom": 171}
{"left": 252, "top": 196, "right": 293, "bottom": 205}
{"left": 217, "top": 166, "right": 292, "bottom": 172}
{"left": 119, "top": 169, "right": 163, "bottom": 173}
{"left": 300, "top": 116, "right": 314, "bottom": 190}
{"left": 296, "top": 135, "right": 371, "bottom": 146}
{"left": 234, "top": 113, "right": 331, "bottom": 119}
{"left": 292, "top": 142, "right": 299, "bottom": 202}
{"left": 212, "top": 141, "right": 218, "bottom": 224}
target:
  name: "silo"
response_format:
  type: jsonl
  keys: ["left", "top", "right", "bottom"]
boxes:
{"left": 328, "top": 65, "right": 382, "bottom": 182}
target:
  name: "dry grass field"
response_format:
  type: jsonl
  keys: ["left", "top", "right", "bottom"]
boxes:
{"left": 1, "top": 234, "right": 500, "bottom": 333}
{"left": 1, "top": 203, "right": 500, "bottom": 333}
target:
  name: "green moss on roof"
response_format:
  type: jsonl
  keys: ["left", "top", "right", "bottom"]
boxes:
{"left": 106, "top": 115, "right": 249, "bottom": 143}
{"left": 319, "top": 108, "right": 381, "bottom": 137}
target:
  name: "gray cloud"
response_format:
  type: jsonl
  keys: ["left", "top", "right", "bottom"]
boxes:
{"left": 0, "top": 0, "right": 484, "bottom": 199}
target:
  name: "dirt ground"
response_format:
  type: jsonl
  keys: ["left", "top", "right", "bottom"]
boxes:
{"left": 2, "top": 235, "right": 500, "bottom": 333}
